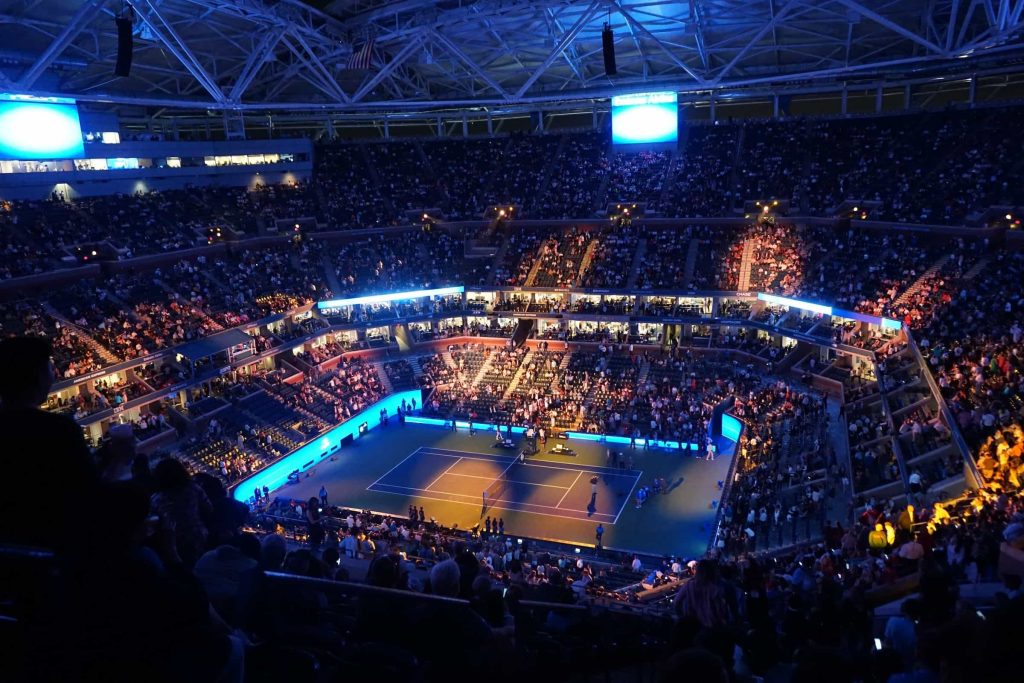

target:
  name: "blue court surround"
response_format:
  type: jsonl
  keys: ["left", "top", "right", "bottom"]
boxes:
{"left": 232, "top": 389, "right": 422, "bottom": 502}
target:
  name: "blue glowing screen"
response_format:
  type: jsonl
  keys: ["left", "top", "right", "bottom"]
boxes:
{"left": 611, "top": 92, "right": 678, "bottom": 144}
{"left": 0, "top": 97, "right": 84, "bottom": 160}
{"left": 721, "top": 414, "right": 743, "bottom": 443}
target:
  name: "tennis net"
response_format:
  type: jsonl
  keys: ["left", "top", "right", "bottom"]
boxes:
{"left": 482, "top": 459, "right": 519, "bottom": 512}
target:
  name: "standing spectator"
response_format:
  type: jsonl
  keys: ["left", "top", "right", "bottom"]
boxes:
{"left": 0, "top": 337, "right": 97, "bottom": 549}
{"left": 150, "top": 458, "right": 212, "bottom": 568}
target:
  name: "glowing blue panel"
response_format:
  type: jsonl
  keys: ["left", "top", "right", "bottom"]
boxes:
{"left": 0, "top": 98, "right": 84, "bottom": 159}
{"left": 232, "top": 389, "right": 421, "bottom": 502}
{"left": 611, "top": 92, "right": 678, "bottom": 144}
{"left": 757, "top": 292, "right": 832, "bottom": 316}
{"left": 317, "top": 285, "right": 464, "bottom": 309}
{"left": 721, "top": 414, "right": 743, "bottom": 443}
{"left": 404, "top": 415, "right": 527, "bottom": 435}
{"left": 881, "top": 317, "right": 903, "bottom": 331}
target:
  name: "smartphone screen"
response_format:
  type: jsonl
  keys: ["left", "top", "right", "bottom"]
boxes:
{"left": 873, "top": 638, "right": 883, "bottom": 650}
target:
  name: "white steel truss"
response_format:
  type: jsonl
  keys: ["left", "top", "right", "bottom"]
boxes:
{"left": 0, "top": 0, "right": 1022, "bottom": 113}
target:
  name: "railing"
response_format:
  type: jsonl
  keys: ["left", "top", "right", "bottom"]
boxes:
{"left": 903, "top": 330, "right": 982, "bottom": 489}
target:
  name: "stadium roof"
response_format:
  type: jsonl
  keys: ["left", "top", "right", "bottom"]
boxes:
{"left": 1, "top": 0, "right": 1023, "bottom": 114}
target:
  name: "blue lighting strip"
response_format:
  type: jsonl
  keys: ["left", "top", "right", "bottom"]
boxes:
{"left": 565, "top": 431, "right": 700, "bottom": 450}
{"left": 757, "top": 292, "right": 832, "bottom": 316}
{"left": 232, "top": 389, "right": 422, "bottom": 502}
{"left": 317, "top": 285, "right": 464, "bottom": 310}
{"left": 757, "top": 292, "right": 904, "bottom": 331}
{"left": 404, "top": 415, "right": 527, "bottom": 434}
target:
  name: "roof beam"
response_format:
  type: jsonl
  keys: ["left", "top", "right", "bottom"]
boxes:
{"left": 712, "top": 0, "right": 798, "bottom": 84}
{"left": 127, "top": 0, "right": 227, "bottom": 103}
{"left": 834, "top": 0, "right": 951, "bottom": 57}
{"left": 430, "top": 29, "right": 512, "bottom": 100}
{"left": 610, "top": 0, "right": 707, "bottom": 84}
{"left": 351, "top": 32, "right": 426, "bottom": 103}
{"left": 515, "top": 0, "right": 601, "bottom": 99}
{"left": 16, "top": 0, "right": 109, "bottom": 89}
{"left": 228, "top": 27, "right": 286, "bottom": 102}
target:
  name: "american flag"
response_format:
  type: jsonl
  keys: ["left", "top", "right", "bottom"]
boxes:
{"left": 346, "top": 38, "right": 376, "bottom": 70}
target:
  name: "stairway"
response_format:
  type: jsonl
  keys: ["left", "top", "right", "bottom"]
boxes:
{"left": 373, "top": 361, "right": 394, "bottom": 394}
{"left": 359, "top": 145, "right": 396, "bottom": 217}
{"left": 592, "top": 167, "right": 612, "bottom": 215}
{"left": 625, "top": 238, "right": 648, "bottom": 289}
{"left": 501, "top": 349, "right": 534, "bottom": 400}
{"left": 470, "top": 353, "right": 495, "bottom": 389}
{"left": 682, "top": 238, "right": 701, "bottom": 289}
{"left": 489, "top": 233, "right": 512, "bottom": 286}
{"left": 962, "top": 256, "right": 990, "bottom": 281}
{"left": 655, "top": 147, "right": 682, "bottom": 211}
{"left": 736, "top": 239, "right": 756, "bottom": 291}
{"left": 407, "top": 355, "right": 424, "bottom": 381}
{"left": 892, "top": 254, "right": 950, "bottom": 307}
{"left": 636, "top": 357, "right": 651, "bottom": 386}
{"left": 43, "top": 303, "right": 121, "bottom": 366}
{"left": 726, "top": 126, "right": 746, "bottom": 212}
{"left": 528, "top": 134, "right": 569, "bottom": 215}
{"left": 320, "top": 251, "right": 343, "bottom": 298}
{"left": 393, "top": 323, "right": 413, "bottom": 352}
{"left": 523, "top": 249, "right": 546, "bottom": 287}
{"left": 572, "top": 239, "right": 600, "bottom": 286}
{"left": 154, "top": 279, "right": 225, "bottom": 332}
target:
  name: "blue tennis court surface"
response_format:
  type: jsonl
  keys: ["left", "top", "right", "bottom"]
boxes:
{"left": 368, "top": 446, "right": 642, "bottom": 524}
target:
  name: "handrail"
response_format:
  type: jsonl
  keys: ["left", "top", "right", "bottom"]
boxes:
{"left": 903, "top": 330, "right": 982, "bottom": 489}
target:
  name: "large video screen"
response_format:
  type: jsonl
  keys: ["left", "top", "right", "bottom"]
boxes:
{"left": 0, "top": 96, "right": 85, "bottom": 160}
{"left": 611, "top": 91, "right": 678, "bottom": 144}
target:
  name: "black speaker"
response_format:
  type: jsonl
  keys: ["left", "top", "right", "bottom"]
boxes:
{"left": 602, "top": 24, "right": 616, "bottom": 76}
{"left": 114, "top": 17, "right": 133, "bottom": 77}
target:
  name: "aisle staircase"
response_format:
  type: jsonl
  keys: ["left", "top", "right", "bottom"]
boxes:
{"left": 501, "top": 349, "right": 534, "bottom": 400}
{"left": 892, "top": 254, "right": 951, "bottom": 307}
{"left": 573, "top": 239, "right": 600, "bottom": 286}
{"left": 528, "top": 134, "right": 569, "bottom": 215}
{"left": 736, "top": 239, "right": 757, "bottom": 291}
{"left": 962, "top": 257, "right": 990, "bottom": 281}
{"left": 636, "top": 358, "right": 651, "bottom": 386}
{"left": 625, "top": 238, "right": 647, "bottom": 289}
{"left": 523, "top": 249, "right": 546, "bottom": 287}
{"left": 320, "top": 251, "right": 343, "bottom": 297}
{"left": 471, "top": 353, "right": 495, "bottom": 389}
{"left": 373, "top": 361, "right": 394, "bottom": 394}
{"left": 683, "top": 238, "right": 701, "bottom": 289}
{"left": 43, "top": 303, "right": 121, "bottom": 366}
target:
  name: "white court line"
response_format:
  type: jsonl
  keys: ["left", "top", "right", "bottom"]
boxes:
{"left": 418, "top": 447, "right": 638, "bottom": 479}
{"left": 367, "top": 446, "right": 428, "bottom": 488}
{"left": 367, "top": 481, "right": 616, "bottom": 522}
{"left": 417, "top": 446, "right": 634, "bottom": 476}
{"left": 556, "top": 470, "right": 584, "bottom": 508}
{"left": 423, "top": 457, "right": 463, "bottom": 492}
{"left": 613, "top": 470, "right": 644, "bottom": 525}
{"left": 444, "top": 471, "right": 570, "bottom": 489}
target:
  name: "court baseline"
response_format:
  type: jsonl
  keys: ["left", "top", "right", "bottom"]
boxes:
{"left": 367, "top": 446, "right": 641, "bottom": 524}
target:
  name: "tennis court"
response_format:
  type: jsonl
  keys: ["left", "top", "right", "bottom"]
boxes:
{"left": 367, "top": 446, "right": 642, "bottom": 524}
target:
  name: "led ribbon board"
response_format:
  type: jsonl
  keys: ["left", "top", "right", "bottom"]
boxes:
{"left": 317, "top": 285, "right": 465, "bottom": 310}
{"left": 0, "top": 95, "right": 84, "bottom": 160}
{"left": 611, "top": 92, "right": 679, "bottom": 144}
{"left": 757, "top": 292, "right": 903, "bottom": 331}
{"left": 757, "top": 292, "right": 832, "bottom": 316}
{"left": 232, "top": 389, "right": 422, "bottom": 501}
